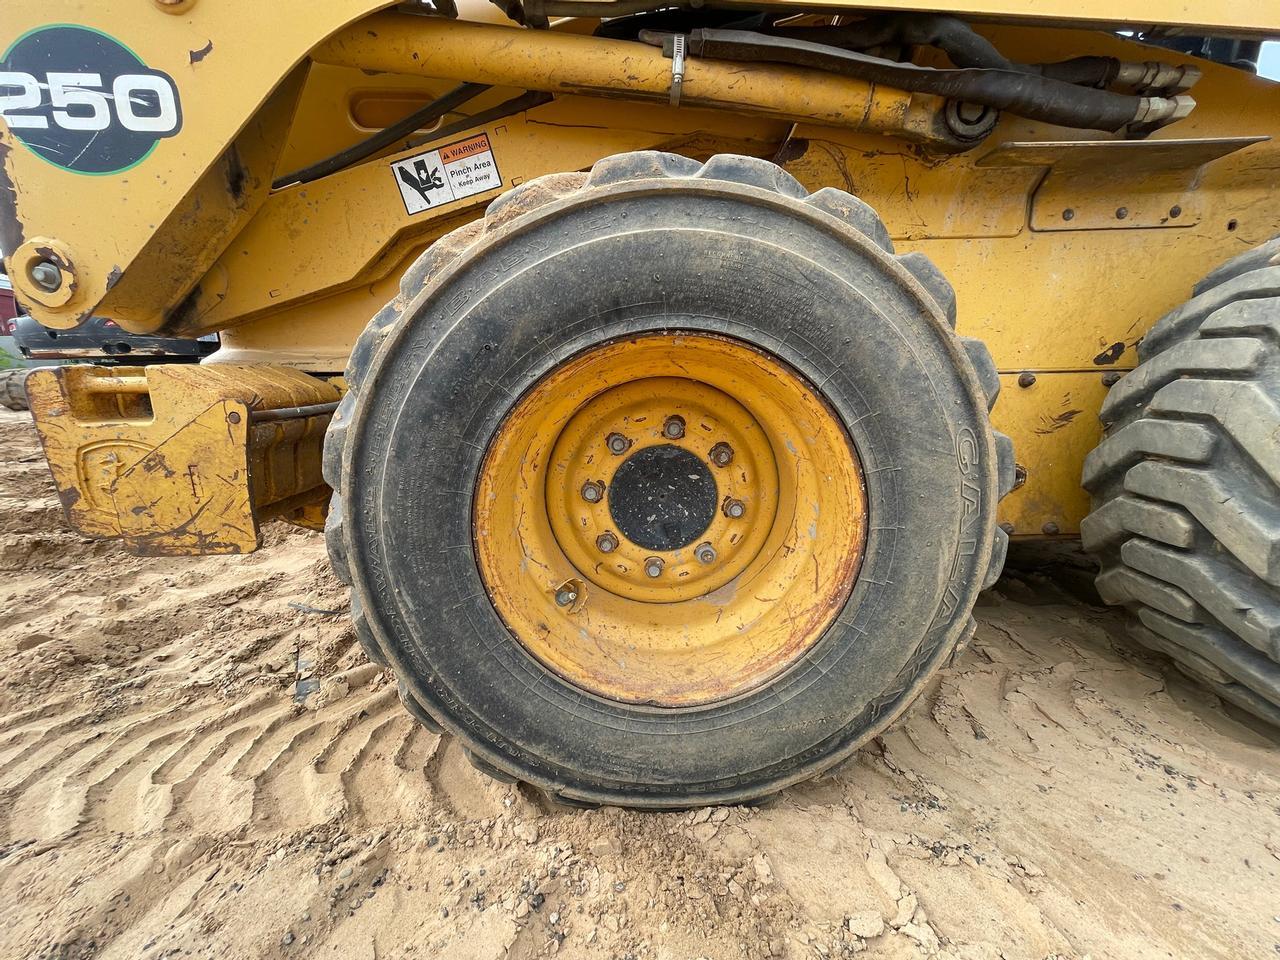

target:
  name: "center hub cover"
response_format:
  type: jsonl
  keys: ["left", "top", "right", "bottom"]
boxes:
{"left": 608, "top": 444, "right": 716, "bottom": 551}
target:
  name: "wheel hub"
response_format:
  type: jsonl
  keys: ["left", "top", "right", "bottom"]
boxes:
{"left": 473, "top": 333, "right": 866, "bottom": 706}
{"left": 607, "top": 444, "right": 715, "bottom": 552}
{"left": 546, "top": 374, "right": 779, "bottom": 604}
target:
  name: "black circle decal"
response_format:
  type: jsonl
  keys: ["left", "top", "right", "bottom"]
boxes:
{"left": 0, "top": 25, "right": 183, "bottom": 175}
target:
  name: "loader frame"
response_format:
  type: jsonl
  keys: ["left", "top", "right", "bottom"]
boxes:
{"left": 2, "top": 0, "right": 1279, "bottom": 549}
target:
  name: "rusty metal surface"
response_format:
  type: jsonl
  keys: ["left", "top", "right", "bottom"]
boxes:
{"left": 473, "top": 333, "right": 867, "bottom": 707}
{"left": 25, "top": 364, "right": 338, "bottom": 555}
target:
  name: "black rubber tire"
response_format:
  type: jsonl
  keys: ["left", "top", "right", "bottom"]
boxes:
{"left": 324, "top": 152, "right": 1013, "bottom": 807}
{"left": 0, "top": 368, "right": 30, "bottom": 411}
{"left": 1081, "top": 238, "right": 1280, "bottom": 728}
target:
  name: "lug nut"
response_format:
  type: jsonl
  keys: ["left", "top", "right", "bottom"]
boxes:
{"left": 723, "top": 498, "right": 746, "bottom": 519}
{"left": 555, "top": 586, "right": 578, "bottom": 607}
{"left": 29, "top": 260, "right": 62, "bottom": 292}
{"left": 580, "top": 480, "right": 604, "bottom": 503}
{"left": 662, "top": 415, "right": 686, "bottom": 440}
{"left": 1017, "top": 372, "right": 1037, "bottom": 389}
{"left": 644, "top": 557, "right": 664, "bottom": 578}
{"left": 709, "top": 442, "right": 734, "bottom": 467}
{"left": 695, "top": 542, "right": 717, "bottom": 565}
{"left": 596, "top": 531, "right": 618, "bottom": 553}
{"left": 606, "top": 433, "right": 631, "bottom": 455}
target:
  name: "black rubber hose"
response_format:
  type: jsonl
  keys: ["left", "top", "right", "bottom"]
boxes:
{"left": 771, "top": 19, "right": 1122, "bottom": 89}
{"left": 593, "top": 9, "right": 767, "bottom": 40}
{"left": 681, "top": 29, "right": 1151, "bottom": 131}
{"left": 273, "top": 82, "right": 490, "bottom": 188}
{"left": 1032, "top": 57, "right": 1121, "bottom": 88}
{"left": 404, "top": 90, "right": 552, "bottom": 150}
{"left": 771, "top": 14, "right": 1014, "bottom": 70}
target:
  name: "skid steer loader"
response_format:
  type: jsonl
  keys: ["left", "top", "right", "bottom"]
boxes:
{"left": 2, "top": 0, "right": 1278, "bottom": 807}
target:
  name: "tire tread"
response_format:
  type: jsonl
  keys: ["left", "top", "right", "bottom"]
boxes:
{"left": 0, "top": 369, "right": 30, "bottom": 411}
{"left": 1082, "top": 238, "right": 1280, "bottom": 725}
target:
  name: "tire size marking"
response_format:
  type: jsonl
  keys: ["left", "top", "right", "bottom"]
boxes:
{"left": 391, "top": 133, "right": 502, "bottom": 216}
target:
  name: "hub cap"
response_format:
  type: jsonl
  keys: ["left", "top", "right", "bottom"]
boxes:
{"left": 607, "top": 444, "right": 715, "bottom": 552}
{"left": 473, "top": 333, "right": 867, "bottom": 706}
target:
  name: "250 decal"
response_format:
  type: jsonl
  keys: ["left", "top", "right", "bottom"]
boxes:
{"left": 0, "top": 71, "right": 180, "bottom": 134}
{"left": 0, "top": 25, "right": 183, "bottom": 174}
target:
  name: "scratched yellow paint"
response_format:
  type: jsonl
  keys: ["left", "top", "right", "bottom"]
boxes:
{"left": 26, "top": 365, "right": 338, "bottom": 555}
{"left": 990, "top": 372, "right": 1113, "bottom": 537}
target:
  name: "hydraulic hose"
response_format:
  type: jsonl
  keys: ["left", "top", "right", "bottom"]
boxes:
{"left": 314, "top": 15, "right": 972, "bottom": 150}
{"left": 274, "top": 83, "right": 489, "bottom": 188}
{"left": 771, "top": 14, "right": 1016, "bottom": 71}
{"left": 654, "top": 29, "right": 1192, "bottom": 133}
{"left": 769, "top": 18, "right": 1198, "bottom": 93}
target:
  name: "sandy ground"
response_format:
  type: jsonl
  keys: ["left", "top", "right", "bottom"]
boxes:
{"left": 0, "top": 406, "right": 1277, "bottom": 960}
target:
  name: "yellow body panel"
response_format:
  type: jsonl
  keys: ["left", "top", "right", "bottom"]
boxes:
{"left": 181, "top": 103, "right": 788, "bottom": 337}
{"left": 3, "top": 1, "right": 1279, "bottom": 550}
{"left": 0, "top": 0, "right": 396, "bottom": 328}
{"left": 26, "top": 365, "right": 338, "bottom": 554}
{"left": 989, "top": 372, "right": 1112, "bottom": 537}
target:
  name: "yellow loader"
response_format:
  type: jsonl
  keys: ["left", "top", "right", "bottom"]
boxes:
{"left": 2, "top": 0, "right": 1277, "bottom": 807}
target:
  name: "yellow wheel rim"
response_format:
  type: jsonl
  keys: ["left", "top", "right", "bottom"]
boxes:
{"left": 473, "top": 333, "right": 866, "bottom": 707}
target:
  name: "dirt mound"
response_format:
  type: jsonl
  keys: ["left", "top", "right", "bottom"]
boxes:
{"left": 0, "top": 407, "right": 1276, "bottom": 960}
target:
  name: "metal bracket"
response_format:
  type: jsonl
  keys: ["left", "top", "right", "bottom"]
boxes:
{"left": 976, "top": 136, "right": 1267, "bottom": 231}
{"left": 25, "top": 364, "right": 339, "bottom": 555}
{"left": 669, "top": 34, "right": 686, "bottom": 108}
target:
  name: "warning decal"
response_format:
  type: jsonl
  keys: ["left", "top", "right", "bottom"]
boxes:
{"left": 391, "top": 133, "right": 502, "bottom": 215}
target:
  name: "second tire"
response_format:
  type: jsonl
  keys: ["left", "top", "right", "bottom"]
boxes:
{"left": 1082, "top": 238, "right": 1280, "bottom": 726}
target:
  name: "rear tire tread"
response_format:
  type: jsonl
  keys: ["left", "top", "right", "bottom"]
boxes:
{"left": 1083, "top": 238, "right": 1280, "bottom": 725}
{"left": 0, "top": 369, "right": 30, "bottom": 411}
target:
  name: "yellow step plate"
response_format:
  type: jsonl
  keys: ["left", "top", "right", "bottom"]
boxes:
{"left": 26, "top": 364, "right": 339, "bottom": 555}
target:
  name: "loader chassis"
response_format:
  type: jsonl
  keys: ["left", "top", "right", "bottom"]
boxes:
{"left": 3, "top": 1, "right": 1280, "bottom": 797}
{"left": 5, "top": 2, "right": 1278, "bottom": 544}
